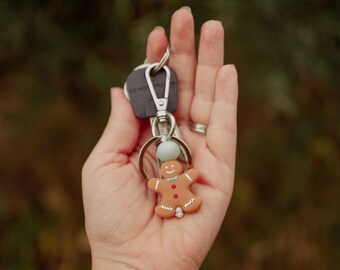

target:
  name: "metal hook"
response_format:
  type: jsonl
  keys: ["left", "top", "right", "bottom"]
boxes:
{"left": 145, "top": 63, "right": 171, "bottom": 118}
{"left": 151, "top": 112, "right": 176, "bottom": 139}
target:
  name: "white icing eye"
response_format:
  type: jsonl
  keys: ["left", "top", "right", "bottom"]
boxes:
{"left": 171, "top": 165, "right": 174, "bottom": 168}
{"left": 165, "top": 166, "right": 168, "bottom": 169}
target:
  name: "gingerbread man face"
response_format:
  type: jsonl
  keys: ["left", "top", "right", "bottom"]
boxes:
{"left": 160, "top": 160, "right": 183, "bottom": 178}
{"left": 148, "top": 159, "right": 201, "bottom": 218}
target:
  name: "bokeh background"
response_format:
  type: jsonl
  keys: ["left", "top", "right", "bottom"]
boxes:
{"left": 1, "top": 0, "right": 339, "bottom": 269}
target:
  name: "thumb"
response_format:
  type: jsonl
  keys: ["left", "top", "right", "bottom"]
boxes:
{"left": 90, "top": 88, "right": 140, "bottom": 164}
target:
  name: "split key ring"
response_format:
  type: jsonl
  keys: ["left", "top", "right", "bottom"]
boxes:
{"left": 151, "top": 46, "right": 171, "bottom": 75}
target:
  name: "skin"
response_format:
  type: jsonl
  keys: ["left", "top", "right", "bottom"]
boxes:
{"left": 82, "top": 7, "right": 238, "bottom": 270}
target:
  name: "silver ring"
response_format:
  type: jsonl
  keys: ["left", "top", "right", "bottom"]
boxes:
{"left": 151, "top": 46, "right": 171, "bottom": 75}
{"left": 138, "top": 136, "right": 192, "bottom": 181}
{"left": 190, "top": 121, "right": 208, "bottom": 135}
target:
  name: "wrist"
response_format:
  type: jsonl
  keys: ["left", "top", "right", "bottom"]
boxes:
{"left": 92, "top": 257, "right": 142, "bottom": 270}
{"left": 89, "top": 240, "right": 148, "bottom": 270}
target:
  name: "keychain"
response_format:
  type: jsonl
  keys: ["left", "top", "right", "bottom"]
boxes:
{"left": 124, "top": 47, "right": 201, "bottom": 218}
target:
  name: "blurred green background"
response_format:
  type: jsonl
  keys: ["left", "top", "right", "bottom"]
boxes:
{"left": 0, "top": 0, "right": 339, "bottom": 269}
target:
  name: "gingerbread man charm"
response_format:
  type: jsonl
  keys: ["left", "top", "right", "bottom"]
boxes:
{"left": 148, "top": 160, "right": 202, "bottom": 218}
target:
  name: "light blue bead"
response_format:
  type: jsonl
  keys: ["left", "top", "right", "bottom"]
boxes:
{"left": 157, "top": 140, "right": 180, "bottom": 162}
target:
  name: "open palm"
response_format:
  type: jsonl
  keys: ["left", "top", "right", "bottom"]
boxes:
{"left": 82, "top": 7, "right": 238, "bottom": 270}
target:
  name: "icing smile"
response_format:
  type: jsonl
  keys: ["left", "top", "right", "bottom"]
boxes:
{"left": 166, "top": 170, "right": 175, "bottom": 174}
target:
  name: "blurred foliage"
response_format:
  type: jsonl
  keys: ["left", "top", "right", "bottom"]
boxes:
{"left": 0, "top": 0, "right": 339, "bottom": 269}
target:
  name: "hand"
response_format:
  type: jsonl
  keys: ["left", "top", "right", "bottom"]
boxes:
{"left": 82, "top": 7, "right": 238, "bottom": 270}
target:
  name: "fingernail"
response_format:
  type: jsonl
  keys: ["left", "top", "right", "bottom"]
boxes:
{"left": 153, "top": 26, "right": 165, "bottom": 33}
{"left": 180, "top": 6, "right": 191, "bottom": 12}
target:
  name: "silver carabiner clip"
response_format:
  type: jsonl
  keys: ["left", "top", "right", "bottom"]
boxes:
{"left": 145, "top": 63, "right": 171, "bottom": 118}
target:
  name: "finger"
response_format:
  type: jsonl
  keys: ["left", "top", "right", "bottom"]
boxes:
{"left": 169, "top": 7, "right": 196, "bottom": 124}
{"left": 88, "top": 88, "right": 140, "bottom": 165}
{"left": 190, "top": 20, "right": 224, "bottom": 126}
{"left": 207, "top": 65, "right": 238, "bottom": 169}
{"left": 146, "top": 26, "right": 168, "bottom": 63}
